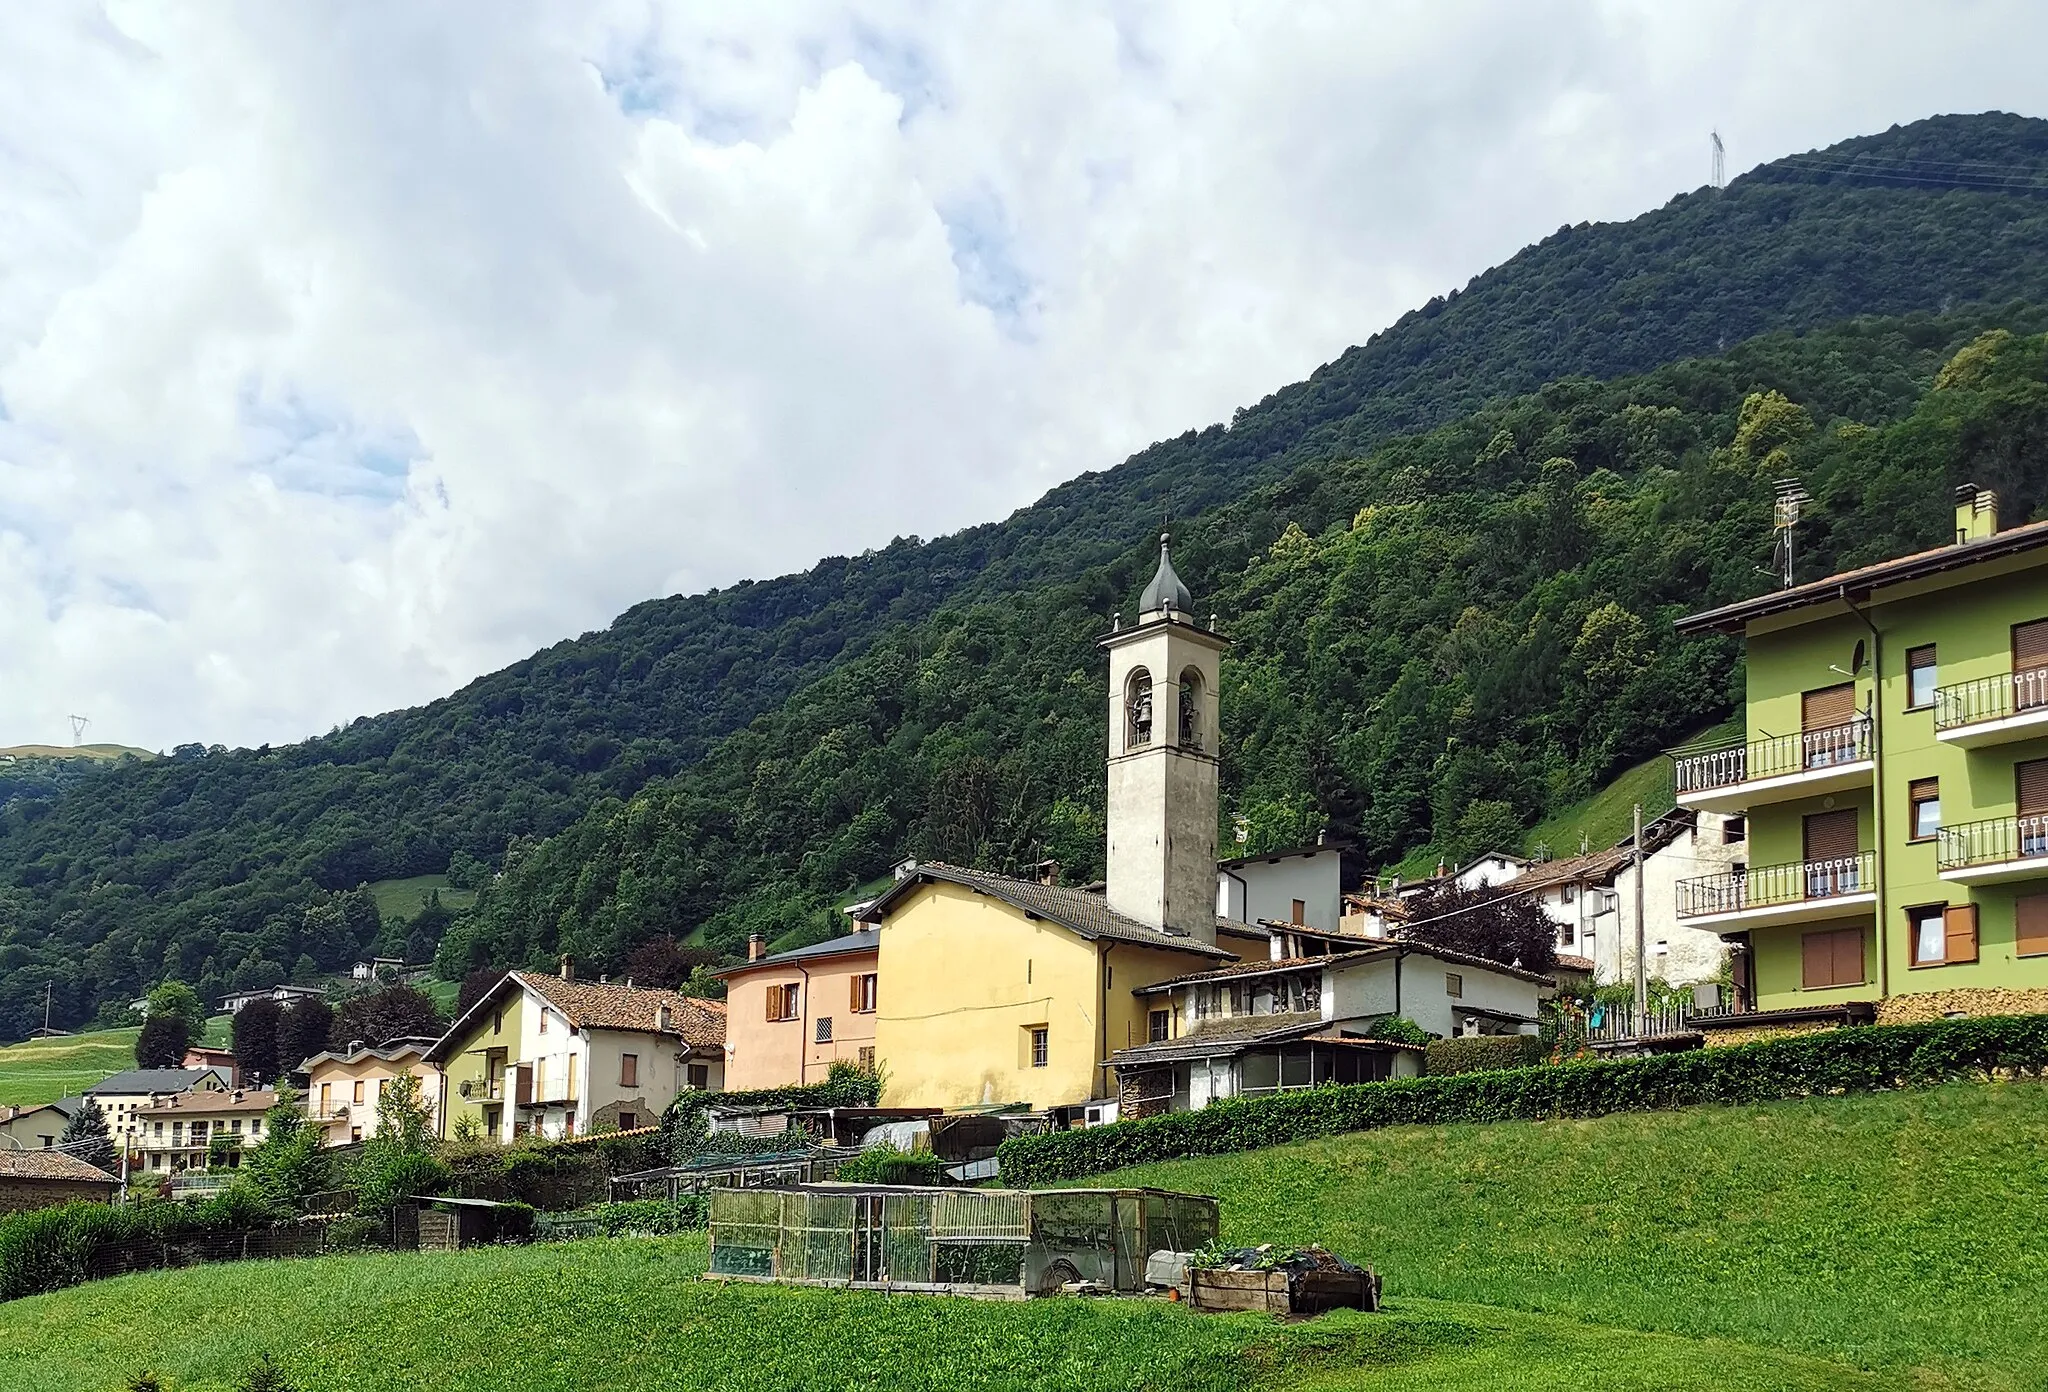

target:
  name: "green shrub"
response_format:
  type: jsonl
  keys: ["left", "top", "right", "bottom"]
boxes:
{"left": 1426, "top": 1034, "right": 1548, "bottom": 1075}
{"left": 539, "top": 1197, "right": 708, "bottom": 1237}
{"left": 996, "top": 1014, "right": 2048, "bottom": 1185}
{"left": 492, "top": 1201, "right": 538, "bottom": 1242}
{"left": 124, "top": 1371, "right": 168, "bottom": 1392}
{"left": 0, "top": 1188, "right": 296, "bottom": 1302}
{"left": 1361, "top": 1015, "right": 1431, "bottom": 1046}
{"left": 661, "top": 1061, "right": 880, "bottom": 1161}
{"left": 322, "top": 1215, "right": 385, "bottom": 1253}
{"left": 237, "top": 1353, "right": 295, "bottom": 1392}
{"left": 833, "top": 1143, "right": 950, "bottom": 1186}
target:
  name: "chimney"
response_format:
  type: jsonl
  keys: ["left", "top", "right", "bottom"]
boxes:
{"left": 1036, "top": 859, "right": 1061, "bottom": 887}
{"left": 559, "top": 953, "right": 575, "bottom": 983}
{"left": 1955, "top": 483, "right": 1999, "bottom": 543}
{"left": 747, "top": 934, "right": 767, "bottom": 962}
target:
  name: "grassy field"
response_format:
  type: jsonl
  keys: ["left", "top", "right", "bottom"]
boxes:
{"left": 0, "top": 1016, "right": 233, "bottom": 1107}
{"left": 0, "top": 1235, "right": 1891, "bottom": 1392}
{"left": 0, "top": 744, "right": 156, "bottom": 762}
{"left": 363, "top": 874, "right": 474, "bottom": 921}
{"left": 1096, "top": 1080, "right": 2048, "bottom": 1390}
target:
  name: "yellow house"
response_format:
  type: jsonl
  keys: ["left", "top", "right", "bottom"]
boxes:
{"left": 300, "top": 1040, "right": 441, "bottom": 1147}
{"left": 862, "top": 862, "right": 1234, "bottom": 1114}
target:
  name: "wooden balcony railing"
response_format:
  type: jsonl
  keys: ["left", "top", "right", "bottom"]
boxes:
{"left": 1675, "top": 852, "right": 1874, "bottom": 919}
{"left": 1933, "top": 668, "right": 2048, "bottom": 731}
{"left": 1937, "top": 814, "right": 2048, "bottom": 872}
{"left": 1672, "top": 718, "right": 1870, "bottom": 795}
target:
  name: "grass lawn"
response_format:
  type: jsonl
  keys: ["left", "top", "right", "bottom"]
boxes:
{"left": 1093, "top": 1080, "right": 2048, "bottom": 1390}
{"left": 0, "top": 1016, "right": 235, "bottom": 1107}
{"left": 0, "top": 1235, "right": 1892, "bottom": 1392}
{"left": 362, "top": 874, "right": 474, "bottom": 922}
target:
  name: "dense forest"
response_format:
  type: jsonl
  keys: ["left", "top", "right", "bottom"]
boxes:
{"left": 5, "top": 113, "right": 2048, "bottom": 1036}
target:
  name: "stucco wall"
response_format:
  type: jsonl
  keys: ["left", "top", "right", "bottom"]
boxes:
{"left": 721, "top": 949, "right": 879, "bottom": 1091}
{"left": 1320, "top": 951, "right": 1542, "bottom": 1037}
{"left": 305, "top": 1055, "right": 439, "bottom": 1146}
{"left": 1219, "top": 851, "right": 1343, "bottom": 931}
{"left": 1105, "top": 621, "right": 1223, "bottom": 939}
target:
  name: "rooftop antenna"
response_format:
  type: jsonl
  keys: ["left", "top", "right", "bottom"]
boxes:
{"left": 1762, "top": 479, "right": 1810, "bottom": 589}
{"left": 1711, "top": 131, "right": 1726, "bottom": 190}
{"left": 68, "top": 714, "right": 89, "bottom": 747}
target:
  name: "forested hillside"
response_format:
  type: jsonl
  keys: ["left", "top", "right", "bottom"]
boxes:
{"left": 6, "top": 112, "right": 2048, "bottom": 1036}
{"left": 438, "top": 320, "right": 2048, "bottom": 977}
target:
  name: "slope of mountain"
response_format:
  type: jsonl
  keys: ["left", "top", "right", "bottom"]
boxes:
{"left": 6, "top": 113, "right": 2048, "bottom": 1034}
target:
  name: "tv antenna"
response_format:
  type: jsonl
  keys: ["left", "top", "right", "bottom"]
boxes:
{"left": 1761, "top": 478, "right": 1811, "bottom": 589}
{"left": 68, "top": 714, "right": 90, "bottom": 747}
{"left": 1711, "top": 131, "right": 1726, "bottom": 189}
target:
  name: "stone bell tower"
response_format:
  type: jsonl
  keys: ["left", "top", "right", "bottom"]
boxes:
{"left": 1102, "top": 534, "right": 1229, "bottom": 943}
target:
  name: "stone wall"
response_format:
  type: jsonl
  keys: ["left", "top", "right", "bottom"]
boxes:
{"left": 0, "top": 1178, "right": 116, "bottom": 1216}
{"left": 1117, "top": 1068, "right": 1174, "bottom": 1121}
{"left": 1876, "top": 988, "right": 2048, "bottom": 1026}
{"left": 1700, "top": 1020, "right": 1843, "bottom": 1049}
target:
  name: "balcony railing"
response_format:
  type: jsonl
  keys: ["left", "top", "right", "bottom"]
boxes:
{"left": 1672, "top": 718, "right": 1871, "bottom": 796}
{"left": 1676, "top": 852, "right": 1874, "bottom": 919}
{"left": 1933, "top": 668, "right": 2048, "bottom": 732}
{"left": 458, "top": 1077, "right": 503, "bottom": 1102}
{"left": 308, "top": 1106, "right": 350, "bottom": 1123}
{"left": 1937, "top": 814, "right": 2048, "bottom": 872}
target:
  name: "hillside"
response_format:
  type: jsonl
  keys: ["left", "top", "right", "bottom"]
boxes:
{"left": 444, "top": 316, "right": 2048, "bottom": 972}
{"left": 8, "top": 1083, "right": 2040, "bottom": 1390}
{"left": 9, "top": 113, "right": 2048, "bottom": 1032}
{"left": 0, "top": 1018, "right": 233, "bottom": 1108}
{"left": 0, "top": 745, "right": 157, "bottom": 763}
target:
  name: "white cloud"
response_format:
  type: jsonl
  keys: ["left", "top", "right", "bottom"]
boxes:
{"left": 1, "top": 0, "right": 2045, "bottom": 750}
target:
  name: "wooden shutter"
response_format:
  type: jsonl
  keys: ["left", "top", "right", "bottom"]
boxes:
{"left": 2017, "top": 893, "right": 2048, "bottom": 957}
{"left": 2014, "top": 619, "right": 2048, "bottom": 671}
{"left": 1943, "top": 904, "right": 1979, "bottom": 965}
{"left": 1908, "top": 777, "right": 1938, "bottom": 804}
{"left": 1801, "top": 931, "right": 1832, "bottom": 989}
{"left": 2019, "top": 759, "right": 2048, "bottom": 816}
{"left": 1833, "top": 928, "right": 1865, "bottom": 985}
{"left": 1803, "top": 808, "right": 1860, "bottom": 861}
{"left": 1802, "top": 683, "right": 1856, "bottom": 730}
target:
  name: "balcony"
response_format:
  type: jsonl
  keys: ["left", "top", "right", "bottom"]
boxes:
{"left": 1675, "top": 852, "right": 1877, "bottom": 929}
{"left": 1937, "top": 815, "right": 2048, "bottom": 884}
{"left": 457, "top": 1077, "right": 503, "bottom": 1103}
{"left": 308, "top": 1106, "right": 350, "bottom": 1124}
{"left": 516, "top": 1090, "right": 577, "bottom": 1110}
{"left": 1671, "top": 718, "right": 1873, "bottom": 814}
{"left": 1933, "top": 669, "right": 2048, "bottom": 747}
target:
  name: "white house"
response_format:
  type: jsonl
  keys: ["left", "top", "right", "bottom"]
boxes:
{"left": 1216, "top": 839, "right": 1347, "bottom": 931}
{"left": 219, "top": 984, "right": 328, "bottom": 1015}
{"left": 1108, "top": 942, "right": 1550, "bottom": 1118}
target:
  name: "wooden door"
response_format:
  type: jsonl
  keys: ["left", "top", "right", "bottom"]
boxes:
{"left": 2015, "top": 620, "right": 2048, "bottom": 712}
{"left": 1803, "top": 809, "right": 1861, "bottom": 896}
{"left": 1801, "top": 684, "right": 1858, "bottom": 767}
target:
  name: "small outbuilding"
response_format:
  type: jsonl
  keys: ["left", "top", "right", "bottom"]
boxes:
{"left": 0, "top": 1150, "right": 120, "bottom": 1215}
{"left": 707, "top": 1184, "right": 1219, "bottom": 1298}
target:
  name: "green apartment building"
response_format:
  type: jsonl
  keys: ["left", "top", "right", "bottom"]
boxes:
{"left": 1671, "top": 485, "right": 2048, "bottom": 1032}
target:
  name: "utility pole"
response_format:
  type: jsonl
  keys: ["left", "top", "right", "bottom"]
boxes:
{"left": 1632, "top": 803, "right": 1648, "bottom": 1023}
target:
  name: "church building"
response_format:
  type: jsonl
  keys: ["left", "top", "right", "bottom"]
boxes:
{"left": 861, "top": 536, "right": 1264, "bottom": 1119}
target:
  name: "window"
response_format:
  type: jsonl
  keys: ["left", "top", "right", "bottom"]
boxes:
{"left": 620, "top": 1053, "right": 638, "bottom": 1087}
{"left": 1801, "top": 926, "right": 1866, "bottom": 988}
{"left": 350, "top": 1127, "right": 363, "bottom": 1143}
{"left": 1909, "top": 778, "right": 1940, "bottom": 841}
{"left": 539, "top": 1010, "right": 549, "bottom": 1034}
{"left": 766, "top": 983, "right": 799, "bottom": 1022}
{"left": 1125, "top": 668, "right": 1154, "bottom": 749}
{"left": 618, "top": 1112, "right": 636, "bottom": 1131}
{"left": 1028, "top": 1026, "right": 1049, "bottom": 1068}
{"left": 1654, "top": 939, "right": 1669, "bottom": 958}
{"left": 2019, "top": 893, "right": 2048, "bottom": 959}
{"left": 319, "top": 1083, "right": 331, "bottom": 1113}
{"left": 492, "top": 1011, "right": 503, "bottom": 1036}
{"left": 857, "top": 1047, "right": 876, "bottom": 1071}
{"left": 1723, "top": 815, "right": 1747, "bottom": 845}
{"left": 1561, "top": 883, "right": 1576, "bottom": 905}
{"left": 352, "top": 1080, "right": 364, "bottom": 1105}
{"left": 1178, "top": 668, "right": 1205, "bottom": 750}
{"left": 1444, "top": 972, "right": 1463, "bottom": 999}
{"left": 1906, "top": 645, "right": 1938, "bottom": 709}
{"left": 657, "top": 1005, "right": 672, "bottom": 1031}
{"left": 567, "top": 1054, "right": 578, "bottom": 1101}
{"left": 850, "top": 974, "right": 878, "bottom": 1013}
{"left": 816, "top": 1016, "right": 834, "bottom": 1044}
{"left": 1910, "top": 902, "right": 1977, "bottom": 967}
{"left": 1290, "top": 899, "right": 1306, "bottom": 926}
{"left": 1148, "top": 1009, "right": 1170, "bottom": 1043}
{"left": 688, "top": 1063, "right": 711, "bottom": 1089}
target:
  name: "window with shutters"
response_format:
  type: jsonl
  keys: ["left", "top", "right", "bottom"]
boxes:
{"left": 1802, "top": 809, "right": 1862, "bottom": 895}
{"left": 1908, "top": 904, "right": 1948, "bottom": 966}
{"left": 766, "top": 983, "right": 799, "bottom": 1022}
{"left": 1906, "top": 645, "right": 1938, "bottom": 709}
{"left": 620, "top": 1053, "right": 638, "bottom": 1087}
{"left": 1908, "top": 778, "right": 1940, "bottom": 841}
{"left": 1445, "top": 972, "right": 1463, "bottom": 999}
{"left": 2015, "top": 620, "right": 2048, "bottom": 713}
{"left": 1800, "top": 926, "right": 1865, "bottom": 989}
{"left": 2018, "top": 893, "right": 2048, "bottom": 958}
{"left": 1801, "top": 684, "right": 1859, "bottom": 768}
{"left": 2019, "top": 759, "right": 2048, "bottom": 858}
{"left": 688, "top": 1063, "right": 710, "bottom": 1089}
{"left": 850, "top": 973, "right": 877, "bottom": 1013}
{"left": 1943, "top": 903, "right": 1979, "bottom": 964}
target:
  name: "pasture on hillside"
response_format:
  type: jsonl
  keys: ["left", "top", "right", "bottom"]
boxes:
{"left": 1, "top": 1235, "right": 1886, "bottom": 1392}
{"left": 0, "top": 1017, "right": 233, "bottom": 1108}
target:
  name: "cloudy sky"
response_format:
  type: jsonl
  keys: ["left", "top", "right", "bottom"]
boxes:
{"left": 3, "top": 1, "right": 2045, "bottom": 753}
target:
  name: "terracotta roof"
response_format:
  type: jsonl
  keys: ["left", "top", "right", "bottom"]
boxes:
{"left": 1676, "top": 517, "right": 2048, "bottom": 634}
{"left": 86, "top": 1068, "right": 225, "bottom": 1096}
{"left": 137, "top": 1090, "right": 279, "bottom": 1119}
{"left": 1133, "top": 956, "right": 1336, "bottom": 995}
{"left": 1111, "top": 1011, "right": 1330, "bottom": 1065}
{"left": 297, "top": 1039, "right": 437, "bottom": 1072}
{"left": 1553, "top": 955, "right": 1597, "bottom": 973}
{"left": 1138, "top": 940, "right": 1555, "bottom": 992}
{"left": 859, "top": 862, "right": 1236, "bottom": 959}
{"left": 0, "top": 1150, "right": 118, "bottom": 1184}
{"left": 513, "top": 973, "right": 728, "bottom": 1050}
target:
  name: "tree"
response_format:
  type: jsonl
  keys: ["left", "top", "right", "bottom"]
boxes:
{"left": 354, "top": 1071, "right": 446, "bottom": 1210}
{"left": 239, "top": 1086, "right": 327, "bottom": 1213}
{"left": 277, "top": 997, "right": 334, "bottom": 1072}
{"left": 59, "top": 1098, "right": 116, "bottom": 1173}
{"left": 231, "top": 997, "right": 284, "bottom": 1086}
{"left": 329, "top": 985, "right": 443, "bottom": 1052}
{"left": 1399, "top": 881, "right": 1558, "bottom": 974}
{"left": 623, "top": 937, "right": 718, "bottom": 991}
{"left": 145, "top": 981, "right": 206, "bottom": 1031}
{"left": 455, "top": 967, "right": 502, "bottom": 1016}
{"left": 136, "top": 1014, "right": 193, "bottom": 1069}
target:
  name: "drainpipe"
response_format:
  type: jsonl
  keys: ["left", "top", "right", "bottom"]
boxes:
{"left": 1840, "top": 585, "right": 1889, "bottom": 1001}
{"left": 1393, "top": 948, "right": 1403, "bottom": 1019}
{"left": 797, "top": 965, "right": 813, "bottom": 1086}
{"left": 1098, "top": 942, "right": 1113, "bottom": 1104}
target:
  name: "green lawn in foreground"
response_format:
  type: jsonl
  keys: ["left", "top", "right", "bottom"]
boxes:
{"left": 1095, "top": 1080, "right": 2048, "bottom": 1390}
{"left": 0, "top": 1235, "right": 1891, "bottom": 1392}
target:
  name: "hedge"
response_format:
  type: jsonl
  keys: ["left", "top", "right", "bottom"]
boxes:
{"left": 0, "top": 1186, "right": 283, "bottom": 1302}
{"left": 537, "top": 1197, "right": 708, "bottom": 1239}
{"left": 1425, "top": 1035, "right": 1547, "bottom": 1076}
{"left": 996, "top": 1014, "right": 2048, "bottom": 1185}
{"left": 660, "top": 1062, "right": 882, "bottom": 1161}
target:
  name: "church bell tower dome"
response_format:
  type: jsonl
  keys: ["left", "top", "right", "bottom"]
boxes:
{"left": 1138, "top": 532, "right": 1195, "bottom": 618}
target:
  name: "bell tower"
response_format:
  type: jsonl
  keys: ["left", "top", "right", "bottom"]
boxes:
{"left": 1102, "top": 534, "right": 1229, "bottom": 943}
